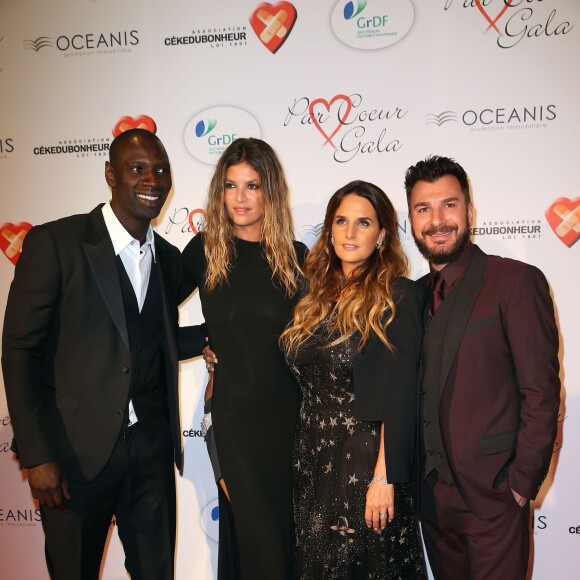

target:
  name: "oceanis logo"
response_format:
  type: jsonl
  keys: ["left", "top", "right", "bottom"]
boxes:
{"left": 331, "top": 0, "right": 414, "bottom": 50}
{"left": 24, "top": 30, "right": 139, "bottom": 56}
{"left": 23, "top": 36, "right": 52, "bottom": 51}
{"left": 443, "top": 0, "right": 574, "bottom": 49}
{"left": 284, "top": 93, "right": 406, "bottom": 163}
{"left": 425, "top": 104, "right": 556, "bottom": 133}
{"left": 0, "top": 137, "right": 14, "bottom": 159}
{"left": 0, "top": 507, "right": 42, "bottom": 527}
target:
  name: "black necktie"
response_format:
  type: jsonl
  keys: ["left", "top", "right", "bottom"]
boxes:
{"left": 429, "top": 272, "right": 445, "bottom": 319}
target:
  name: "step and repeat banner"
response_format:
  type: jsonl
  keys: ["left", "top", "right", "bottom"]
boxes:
{"left": 1, "top": 1, "right": 578, "bottom": 578}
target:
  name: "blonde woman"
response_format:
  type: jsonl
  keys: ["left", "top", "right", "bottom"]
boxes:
{"left": 281, "top": 181, "right": 427, "bottom": 578}
{"left": 180, "top": 138, "right": 306, "bottom": 579}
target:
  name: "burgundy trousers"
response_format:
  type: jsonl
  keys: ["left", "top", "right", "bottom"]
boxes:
{"left": 420, "top": 471, "right": 530, "bottom": 580}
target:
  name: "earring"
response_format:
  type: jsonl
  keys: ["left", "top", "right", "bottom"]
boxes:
{"left": 330, "top": 235, "right": 335, "bottom": 246}
{"left": 376, "top": 239, "right": 383, "bottom": 250}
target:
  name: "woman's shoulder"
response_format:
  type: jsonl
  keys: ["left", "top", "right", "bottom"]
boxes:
{"left": 182, "top": 231, "right": 205, "bottom": 258}
{"left": 292, "top": 240, "right": 309, "bottom": 265}
{"left": 393, "top": 276, "right": 425, "bottom": 298}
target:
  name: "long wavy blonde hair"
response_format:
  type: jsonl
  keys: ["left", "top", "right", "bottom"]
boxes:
{"left": 281, "top": 180, "right": 408, "bottom": 353}
{"left": 203, "top": 138, "right": 302, "bottom": 295}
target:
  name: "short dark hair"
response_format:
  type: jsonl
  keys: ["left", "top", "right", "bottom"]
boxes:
{"left": 109, "top": 128, "right": 163, "bottom": 165}
{"left": 404, "top": 155, "right": 470, "bottom": 205}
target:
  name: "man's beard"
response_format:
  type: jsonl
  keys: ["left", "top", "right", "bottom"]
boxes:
{"left": 413, "top": 222, "right": 471, "bottom": 265}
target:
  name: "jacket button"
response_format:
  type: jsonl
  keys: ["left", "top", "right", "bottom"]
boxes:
{"left": 116, "top": 408, "right": 123, "bottom": 416}
{"left": 438, "top": 452, "right": 444, "bottom": 458}
{"left": 422, "top": 419, "right": 429, "bottom": 426}
{"left": 121, "top": 366, "right": 129, "bottom": 374}
{"left": 420, "top": 390, "right": 426, "bottom": 396}
{"left": 426, "top": 450, "right": 433, "bottom": 456}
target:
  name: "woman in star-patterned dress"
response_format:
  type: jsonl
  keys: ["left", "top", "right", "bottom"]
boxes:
{"left": 281, "top": 181, "right": 427, "bottom": 579}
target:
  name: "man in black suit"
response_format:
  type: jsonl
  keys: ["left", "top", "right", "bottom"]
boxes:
{"left": 2, "top": 129, "right": 202, "bottom": 579}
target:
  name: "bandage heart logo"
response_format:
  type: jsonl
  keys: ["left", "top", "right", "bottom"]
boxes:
{"left": 249, "top": 2, "right": 297, "bottom": 53}
{"left": 309, "top": 94, "right": 353, "bottom": 150}
{"left": 188, "top": 209, "right": 206, "bottom": 236}
{"left": 0, "top": 222, "right": 32, "bottom": 265}
{"left": 474, "top": 0, "right": 514, "bottom": 33}
{"left": 112, "top": 115, "right": 157, "bottom": 137}
{"left": 545, "top": 197, "right": 580, "bottom": 247}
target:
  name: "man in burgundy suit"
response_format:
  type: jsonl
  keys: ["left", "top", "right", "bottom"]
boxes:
{"left": 405, "top": 155, "right": 560, "bottom": 579}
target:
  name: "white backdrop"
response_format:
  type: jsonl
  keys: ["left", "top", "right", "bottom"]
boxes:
{"left": 0, "top": 1, "right": 578, "bottom": 578}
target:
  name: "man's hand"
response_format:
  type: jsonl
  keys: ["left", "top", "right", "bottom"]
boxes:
{"left": 28, "top": 461, "right": 70, "bottom": 509}
{"left": 203, "top": 338, "right": 218, "bottom": 372}
{"left": 511, "top": 489, "right": 528, "bottom": 508}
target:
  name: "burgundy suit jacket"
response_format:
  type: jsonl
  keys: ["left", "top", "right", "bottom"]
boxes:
{"left": 421, "top": 245, "right": 560, "bottom": 519}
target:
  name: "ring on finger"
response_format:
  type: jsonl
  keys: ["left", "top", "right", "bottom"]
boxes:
{"left": 379, "top": 512, "right": 387, "bottom": 519}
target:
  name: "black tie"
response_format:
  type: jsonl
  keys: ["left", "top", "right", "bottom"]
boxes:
{"left": 429, "top": 272, "right": 445, "bottom": 319}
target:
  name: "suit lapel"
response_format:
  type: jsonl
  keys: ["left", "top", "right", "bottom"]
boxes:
{"left": 82, "top": 206, "right": 130, "bottom": 352}
{"left": 439, "top": 246, "right": 487, "bottom": 393}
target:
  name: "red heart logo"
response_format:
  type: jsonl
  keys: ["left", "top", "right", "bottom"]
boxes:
{"left": 112, "top": 115, "right": 157, "bottom": 138}
{"left": 0, "top": 222, "right": 32, "bottom": 265}
{"left": 308, "top": 95, "right": 353, "bottom": 150}
{"left": 474, "top": 0, "right": 514, "bottom": 33}
{"left": 545, "top": 197, "right": 580, "bottom": 247}
{"left": 188, "top": 209, "right": 206, "bottom": 236}
{"left": 249, "top": 2, "right": 297, "bottom": 53}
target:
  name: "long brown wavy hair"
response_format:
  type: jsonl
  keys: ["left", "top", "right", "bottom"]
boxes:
{"left": 281, "top": 180, "right": 408, "bottom": 352}
{"left": 203, "top": 138, "right": 302, "bottom": 295}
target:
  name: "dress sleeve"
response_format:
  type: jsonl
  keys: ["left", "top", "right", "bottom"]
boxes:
{"left": 381, "top": 279, "right": 425, "bottom": 483}
{"left": 178, "top": 233, "right": 203, "bottom": 304}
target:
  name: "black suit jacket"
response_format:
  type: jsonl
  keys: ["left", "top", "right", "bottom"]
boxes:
{"left": 2, "top": 205, "right": 204, "bottom": 482}
{"left": 353, "top": 277, "right": 425, "bottom": 483}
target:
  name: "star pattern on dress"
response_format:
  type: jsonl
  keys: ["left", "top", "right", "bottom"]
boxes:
{"left": 289, "top": 321, "right": 427, "bottom": 578}
{"left": 343, "top": 416, "right": 355, "bottom": 428}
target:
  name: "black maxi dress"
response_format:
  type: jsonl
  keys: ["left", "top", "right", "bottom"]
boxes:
{"left": 181, "top": 233, "right": 307, "bottom": 579}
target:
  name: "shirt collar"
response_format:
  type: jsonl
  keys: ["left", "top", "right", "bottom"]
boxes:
{"left": 101, "top": 202, "right": 156, "bottom": 259}
{"left": 429, "top": 242, "right": 475, "bottom": 290}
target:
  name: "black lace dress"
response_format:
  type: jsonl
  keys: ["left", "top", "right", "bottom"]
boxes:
{"left": 289, "top": 325, "right": 427, "bottom": 579}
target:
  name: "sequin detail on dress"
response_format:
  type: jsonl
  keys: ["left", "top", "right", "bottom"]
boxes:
{"left": 289, "top": 325, "right": 427, "bottom": 579}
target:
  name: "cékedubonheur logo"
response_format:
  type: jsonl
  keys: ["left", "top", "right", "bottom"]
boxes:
{"left": 200, "top": 499, "right": 219, "bottom": 542}
{"left": 184, "top": 106, "right": 261, "bottom": 165}
{"left": 331, "top": 0, "right": 414, "bottom": 50}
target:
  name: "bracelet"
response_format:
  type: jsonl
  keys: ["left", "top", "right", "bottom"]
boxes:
{"left": 368, "top": 475, "right": 383, "bottom": 487}
{"left": 380, "top": 479, "right": 390, "bottom": 486}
